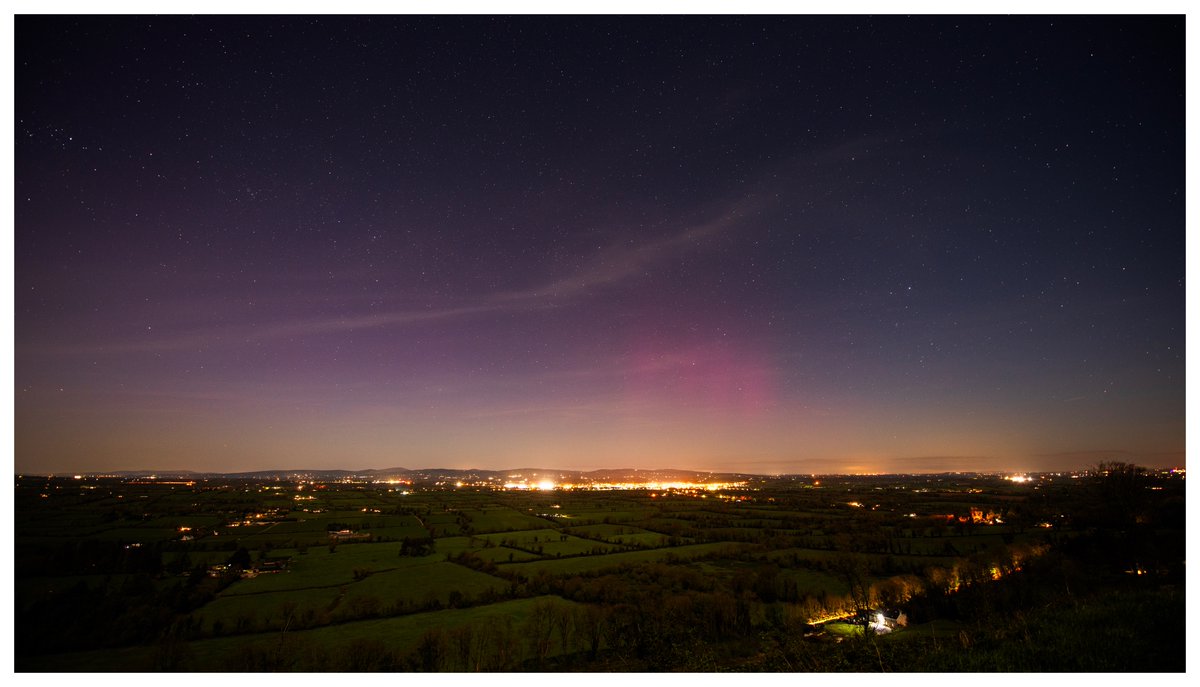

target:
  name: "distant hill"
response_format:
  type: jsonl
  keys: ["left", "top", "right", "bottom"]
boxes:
{"left": 26, "top": 466, "right": 1081, "bottom": 481}
{"left": 52, "top": 466, "right": 764, "bottom": 482}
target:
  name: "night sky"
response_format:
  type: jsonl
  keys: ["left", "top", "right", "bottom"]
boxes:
{"left": 14, "top": 15, "right": 1185, "bottom": 475}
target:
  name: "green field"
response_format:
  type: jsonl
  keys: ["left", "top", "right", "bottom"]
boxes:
{"left": 337, "top": 561, "right": 507, "bottom": 613}
{"left": 565, "top": 523, "right": 674, "bottom": 547}
{"left": 464, "top": 508, "right": 556, "bottom": 533}
{"left": 22, "top": 595, "right": 577, "bottom": 671}
{"left": 193, "top": 585, "right": 344, "bottom": 633}
{"left": 218, "top": 542, "right": 451, "bottom": 594}
{"left": 477, "top": 528, "right": 620, "bottom": 556}
{"left": 501, "top": 541, "right": 748, "bottom": 576}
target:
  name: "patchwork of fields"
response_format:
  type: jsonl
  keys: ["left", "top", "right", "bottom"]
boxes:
{"left": 18, "top": 471, "right": 1174, "bottom": 671}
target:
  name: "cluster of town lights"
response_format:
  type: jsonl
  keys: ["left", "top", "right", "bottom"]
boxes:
{"left": 497, "top": 480, "right": 747, "bottom": 491}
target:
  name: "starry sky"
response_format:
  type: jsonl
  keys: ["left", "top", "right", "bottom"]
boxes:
{"left": 13, "top": 15, "right": 1185, "bottom": 475}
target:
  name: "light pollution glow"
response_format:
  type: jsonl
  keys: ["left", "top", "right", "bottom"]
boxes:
{"left": 498, "top": 480, "right": 747, "bottom": 492}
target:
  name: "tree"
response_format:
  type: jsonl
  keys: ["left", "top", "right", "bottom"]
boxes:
{"left": 448, "top": 625, "right": 475, "bottom": 671}
{"left": 524, "top": 599, "right": 558, "bottom": 666}
{"left": 752, "top": 563, "right": 781, "bottom": 602}
{"left": 414, "top": 628, "right": 447, "bottom": 671}
{"left": 1094, "top": 461, "right": 1149, "bottom": 527}
{"left": 227, "top": 547, "right": 251, "bottom": 570}
{"left": 830, "top": 553, "right": 873, "bottom": 616}
{"left": 577, "top": 604, "right": 608, "bottom": 660}
{"left": 554, "top": 603, "right": 576, "bottom": 656}
{"left": 477, "top": 617, "right": 519, "bottom": 670}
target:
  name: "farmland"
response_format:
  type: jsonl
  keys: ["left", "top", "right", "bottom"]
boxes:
{"left": 14, "top": 467, "right": 1186, "bottom": 671}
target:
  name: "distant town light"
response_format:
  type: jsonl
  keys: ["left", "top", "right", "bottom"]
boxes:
{"left": 498, "top": 479, "right": 747, "bottom": 492}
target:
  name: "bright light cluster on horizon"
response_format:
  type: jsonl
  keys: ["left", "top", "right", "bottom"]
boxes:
{"left": 497, "top": 480, "right": 748, "bottom": 492}
{"left": 1006, "top": 475, "right": 1032, "bottom": 483}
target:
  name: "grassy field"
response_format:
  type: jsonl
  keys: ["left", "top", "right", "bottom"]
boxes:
{"left": 218, "top": 542, "right": 446, "bottom": 595}
{"left": 553, "top": 508, "right": 659, "bottom": 525}
{"left": 565, "top": 523, "right": 674, "bottom": 547}
{"left": 193, "top": 585, "right": 344, "bottom": 632}
{"left": 501, "top": 541, "right": 747, "bottom": 577}
{"left": 464, "top": 508, "right": 556, "bottom": 533}
{"left": 79, "top": 526, "right": 180, "bottom": 542}
{"left": 20, "top": 596, "right": 576, "bottom": 671}
{"left": 476, "top": 528, "right": 620, "bottom": 556}
{"left": 337, "top": 560, "right": 507, "bottom": 612}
